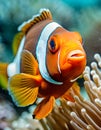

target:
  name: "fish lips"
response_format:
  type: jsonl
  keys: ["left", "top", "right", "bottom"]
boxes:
{"left": 60, "top": 50, "right": 86, "bottom": 80}
{"left": 67, "top": 50, "right": 86, "bottom": 63}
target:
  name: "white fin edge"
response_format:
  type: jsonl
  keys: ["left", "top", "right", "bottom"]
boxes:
{"left": 18, "top": 8, "right": 50, "bottom": 31}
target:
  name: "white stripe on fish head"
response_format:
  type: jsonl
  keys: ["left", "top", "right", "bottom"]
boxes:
{"left": 36, "top": 22, "right": 63, "bottom": 85}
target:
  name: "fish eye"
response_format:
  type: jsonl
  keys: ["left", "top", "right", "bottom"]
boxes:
{"left": 48, "top": 38, "right": 59, "bottom": 53}
{"left": 50, "top": 40, "right": 55, "bottom": 49}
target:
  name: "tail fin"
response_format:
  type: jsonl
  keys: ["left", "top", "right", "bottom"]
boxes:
{"left": 0, "top": 63, "right": 8, "bottom": 89}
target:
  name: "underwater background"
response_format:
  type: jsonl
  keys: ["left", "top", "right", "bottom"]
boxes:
{"left": 0, "top": 0, "right": 101, "bottom": 129}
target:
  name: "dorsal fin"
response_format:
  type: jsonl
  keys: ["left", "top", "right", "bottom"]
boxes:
{"left": 12, "top": 32, "right": 24, "bottom": 55}
{"left": 18, "top": 8, "right": 52, "bottom": 34}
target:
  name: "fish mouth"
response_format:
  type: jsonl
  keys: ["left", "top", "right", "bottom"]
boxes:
{"left": 60, "top": 50, "right": 85, "bottom": 70}
{"left": 68, "top": 50, "right": 85, "bottom": 61}
{"left": 60, "top": 49, "right": 86, "bottom": 77}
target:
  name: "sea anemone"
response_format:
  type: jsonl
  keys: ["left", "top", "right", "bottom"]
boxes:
{"left": 4, "top": 53, "right": 101, "bottom": 130}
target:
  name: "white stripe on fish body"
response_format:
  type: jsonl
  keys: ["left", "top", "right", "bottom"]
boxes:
{"left": 57, "top": 50, "right": 61, "bottom": 74}
{"left": 7, "top": 36, "right": 25, "bottom": 77}
{"left": 36, "top": 22, "right": 63, "bottom": 85}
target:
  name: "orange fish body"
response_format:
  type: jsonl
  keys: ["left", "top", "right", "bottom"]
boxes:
{"left": 0, "top": 9, "right": 86, "bottom": 119}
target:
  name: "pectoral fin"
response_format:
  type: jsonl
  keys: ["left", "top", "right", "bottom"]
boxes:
{"left": 33, "top": 96, "right": 55, "bottom": 119}
{"left": 21, "top": 50, "right": 38, "bottom": 75}
{"left": 9, "top": 73, "right": 42, "bottom": 106}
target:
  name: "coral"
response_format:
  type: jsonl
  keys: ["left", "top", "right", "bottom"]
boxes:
{"left": 0, "top": 95, "right": 17, "bottom": 130}
{"left": 5, "top": 105, "right": 44, "bottom": 130}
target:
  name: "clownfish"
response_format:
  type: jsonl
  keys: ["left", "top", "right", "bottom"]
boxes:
{"left": 0, "top": 9, "right": 86, "bottom": 119}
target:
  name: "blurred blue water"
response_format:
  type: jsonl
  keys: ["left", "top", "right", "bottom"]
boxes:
{"left": 64, "top": 0, "right": 100, "bottom": 8}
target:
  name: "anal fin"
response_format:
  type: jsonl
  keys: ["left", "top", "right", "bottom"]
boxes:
{"left": 33, "top": 96, "right": 55, "bottom": 120}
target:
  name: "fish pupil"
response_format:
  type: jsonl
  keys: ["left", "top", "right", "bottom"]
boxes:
{"left": 50, "top": 40, "right": 55, "bottom": 50}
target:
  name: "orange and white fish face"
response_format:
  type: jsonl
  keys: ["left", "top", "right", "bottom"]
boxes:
{"left": 46, "top": 28, "right": 86, "bottom": 83}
